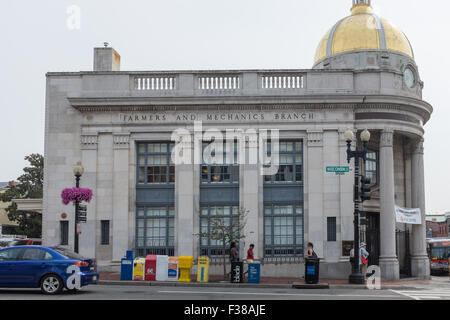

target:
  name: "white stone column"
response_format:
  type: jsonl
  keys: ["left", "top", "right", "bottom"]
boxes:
{"left": 175, "top": 136, "right": 195, "bottom": 257}
{"left": 241, "top": 138, "right": 260, "bottom": 260}
{"left": 410, "top": 139, "right": 431, "bottom": 278}
{"left": 79, "top": 134, "right": 98, "bottom": 259}
{"left": 378, "top": 129, "right": 400, "bottom": 280}
{"left": 112, "top": 134, "right": 130, "bottom": 262}
{"left": 306, "top": 131, "right": 324, "bottom": 257}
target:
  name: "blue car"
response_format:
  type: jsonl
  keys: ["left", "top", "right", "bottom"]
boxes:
{"left": 0, "top": 246, "right": 99, "bottom": 294}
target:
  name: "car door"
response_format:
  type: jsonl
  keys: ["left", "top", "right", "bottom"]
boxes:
{"left": 0, "top": 248, "right": 25, "bottom": 286}
{"left": 14, "top": 248, "right": 53, "bottom": 287}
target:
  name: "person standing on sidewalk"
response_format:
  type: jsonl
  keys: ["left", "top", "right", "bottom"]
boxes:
{"left": 306, "top": 242, "right": 318, "bottom": 259}
{"left": 360, "top": 242, "right": 370, "bottom": 279}
{"left": 349, "top": 243, "right": 370, "bottom": 279}
{"left": 230, "top": 242, "right": 239, "bottom": 263}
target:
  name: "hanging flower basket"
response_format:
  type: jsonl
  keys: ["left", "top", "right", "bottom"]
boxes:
{"left": 61, "top": 187, "right": 93, "bottom": 205}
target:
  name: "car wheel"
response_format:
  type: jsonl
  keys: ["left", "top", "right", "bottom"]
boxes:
{"left": 40, "top": 274, "right": 63, "bottom": 295}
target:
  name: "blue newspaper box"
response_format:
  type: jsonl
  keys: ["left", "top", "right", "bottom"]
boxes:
{"left": 248, "top": 263, "right": 261, "bottom": 284}
{"left": 126, "top": 250, "right": 133, "bottom": 260}
{"left": 120, "top": 251, "right": 134, "bottom": 281}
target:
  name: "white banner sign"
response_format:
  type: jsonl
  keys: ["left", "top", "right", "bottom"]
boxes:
{"left": 395, "top": 206, "right": 422, "bottom": 224}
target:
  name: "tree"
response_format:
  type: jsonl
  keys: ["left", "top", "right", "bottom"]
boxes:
{"left": 0, "top": 154, "right": 43, "bottom": 238}
{"left": 196, "top": 207, "right": 248, "bottom": 280}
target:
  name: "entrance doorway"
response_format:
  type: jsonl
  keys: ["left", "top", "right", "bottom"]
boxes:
{"left": 365, "top": 212, "right": 380, "bottom": 266}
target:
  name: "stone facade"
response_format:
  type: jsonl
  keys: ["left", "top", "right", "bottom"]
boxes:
{"left": 42, "top": 46, "right": 432, "bottom": 280}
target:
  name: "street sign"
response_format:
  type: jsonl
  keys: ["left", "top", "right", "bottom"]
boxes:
{"left": 326, "top": 166, "right": 350, "bottom": 175}
{"left": 77, "top": 205, "right": 87, "bottom": 223}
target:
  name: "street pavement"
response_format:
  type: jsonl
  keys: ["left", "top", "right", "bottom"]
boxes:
{"left": 1, "top": 284, "right": 450, "bottom": 300}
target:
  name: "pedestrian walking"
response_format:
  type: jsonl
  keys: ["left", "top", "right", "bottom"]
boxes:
{"left": 247, "top": 244, "right": 255, "bottom": 262}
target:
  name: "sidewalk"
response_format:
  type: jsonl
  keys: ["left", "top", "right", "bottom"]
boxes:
{"left": 98, "top": 271, "right": 449, "bottom": 290}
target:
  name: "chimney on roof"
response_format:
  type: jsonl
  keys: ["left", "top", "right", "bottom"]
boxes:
{"left": 93, "top": 43, "right": 121, "bottom": 71}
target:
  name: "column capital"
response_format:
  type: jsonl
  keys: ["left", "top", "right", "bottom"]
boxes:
{"left": 113, "top": 133, "right": 130, "bottom": 150}
{"left": 411, "top": 138, "right": 424, "bottom": 155}
{"left": 80, "top": 134, "right": 98, "bottom": 150}
{"left": 380, "top": 129, "right": 394, "bottom": 148}
{"left": 307, "top": 130, "right": 323, "bottom": 147}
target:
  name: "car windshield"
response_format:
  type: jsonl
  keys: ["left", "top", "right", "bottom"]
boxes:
{"left": 10, "top": 240, "right": 29, "bottom": 246}
{"left": 430, "top": 247, "right": 449, "bottom": 260}
{"left": 52, "top": 247, "right": 86, "bottom": 260}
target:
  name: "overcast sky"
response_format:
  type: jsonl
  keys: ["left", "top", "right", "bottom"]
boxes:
{"left": 0, "top": 0, "right": 449, "bottom": 214}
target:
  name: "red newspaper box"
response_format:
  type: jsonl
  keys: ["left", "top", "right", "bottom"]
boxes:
{"left": 144, "top": 255, "right": 157, "bottom": 281}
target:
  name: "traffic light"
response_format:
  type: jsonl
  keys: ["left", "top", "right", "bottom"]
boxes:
{"left": 360, "top": 176, "right": 371, "bottom": 202}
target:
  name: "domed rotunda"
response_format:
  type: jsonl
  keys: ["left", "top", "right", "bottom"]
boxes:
{"left": 313, "top": 0, "right": 418, "bottom": 80}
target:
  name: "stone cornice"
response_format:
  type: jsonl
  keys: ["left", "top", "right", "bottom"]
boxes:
{"left": 68, "top": 95, "right": 432, "bottom": 123}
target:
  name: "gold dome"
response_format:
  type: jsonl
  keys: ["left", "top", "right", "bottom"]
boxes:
{"left": 314, "top": 2, "right": 414, "bottom": 65}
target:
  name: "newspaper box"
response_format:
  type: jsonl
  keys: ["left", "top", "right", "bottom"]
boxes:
{"left": 168, "top": 257, "right": 179, "bottom": 281}
{"left": 121, "top": 255, "right": 134, "bottom": 281}
{"left": 197, "top": 256, "right": 210, "bottom": 283}
{"left": 144, "top": 255, "right": 157, "bottom": 281}
{"left": 178, "top": 256, "right": 194, "bottom": 282}
{"left": 248, "top": 263, "right": 261, "bottom": 284}
{"left": 133, "top": 258, "right": 145, "bottom": 281}
{"left": 156, "top": 255, "right": 169, "bottom": 281}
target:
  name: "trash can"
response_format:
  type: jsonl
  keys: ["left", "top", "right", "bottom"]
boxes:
{"left": 144, "top": 255, "right": 157, "bottom": 281}
{"left": 120, "top": 252, "right": 134, "bottom": 281}
{"left": 178, "top": 256, "right": 194, "bottom": 282}
{"left": 156, "top": 255, "right": 169, "bottom": 281}
{"left": 248, "top": 263, "right": 261, "bottom": 284}
{"left": 197, "top": 256, "right": 210, "bottom": 283}
{"left": 133, "top": 258, "right": 146, "bottom": 281}
{"left": 168, "top": 257, "right": 179, "bottom": 281}
{"left": 304, "top": 258, "right": 320, "bottom": 284}
{"left": 231, "top": 261, "right": 244, "bottom": 283}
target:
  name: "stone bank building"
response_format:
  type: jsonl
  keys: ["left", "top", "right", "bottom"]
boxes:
{"left": 43, "top": 0, "right": 432, "bottom": 280}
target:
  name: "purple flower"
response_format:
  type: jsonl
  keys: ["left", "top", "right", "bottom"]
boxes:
{"left": 61, "top": 187, "right": 93, "bottom": 205}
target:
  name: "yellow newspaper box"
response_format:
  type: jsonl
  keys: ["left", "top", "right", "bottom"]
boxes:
{"left": 178, "top": 256, "right": 194, "bottom": 282}
{"left": 197, "top": 256, "right": 210, "bottom": 283}
{"left": 133, "top": 258, "right": 145, "bottom": 281}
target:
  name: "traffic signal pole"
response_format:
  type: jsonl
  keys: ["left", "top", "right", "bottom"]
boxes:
{"left": 349, "top": 153, "right": 364, "bottom": 284}
{"left": 346, "top": 132, "right": 371, "bottom": 285}
{"left": 74, "top": 174, "right": 80, "bottom": 254}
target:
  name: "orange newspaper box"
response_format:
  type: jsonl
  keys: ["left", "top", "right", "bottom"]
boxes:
{"left": 144, "top": 255, "right": 157, "bottom": 281}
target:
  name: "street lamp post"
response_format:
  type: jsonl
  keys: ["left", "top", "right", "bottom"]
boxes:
{"left": 345, "top": 129, "right": 371, "bottom": 284}
{"left": 73, "top": 162, "right": 84, "bottom": 254}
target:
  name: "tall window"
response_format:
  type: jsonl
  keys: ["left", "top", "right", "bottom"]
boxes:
{"left": 101, "top": 220, "right": 110, "bottom": 245}
{"left": 60, "top": 221, "right": 69, "bottom": 245}
{"left": 264, "top": 141, "right": 303, "bottom": 183}
{"left": 136, "top": 206, "right": 174, "bottom": 257}
{"left": 263, "top": 140, "right": 304, "bottom": 258}
{"left": 201, "top": 141, "right": 239, "bottom": 184}
{"left": 264, "top": 204, "right": 303, "bottom": 257}
{"left": 199, "top": 205, "right": 239, "bottom": 256}
{"left": 137, "top": 142, "right": 175, "bottom": 184}
{"left": 365, "top": 150, "right": 378, "bottom": 186}
{"left": 327, "top": 217, "right": 337, "bottom": 242}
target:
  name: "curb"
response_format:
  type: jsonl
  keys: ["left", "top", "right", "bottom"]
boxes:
{"left": 97, "top": 280, "right": 434, "bottom": 291}
{"left": 98, "top": 280, "right": 293, "bottom": 289}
